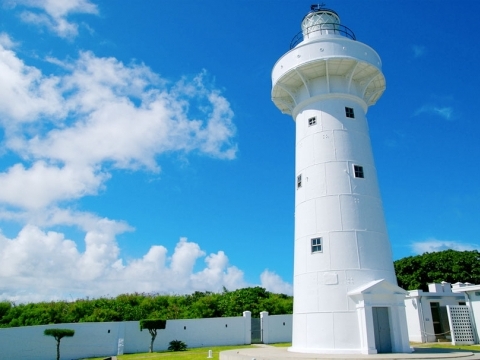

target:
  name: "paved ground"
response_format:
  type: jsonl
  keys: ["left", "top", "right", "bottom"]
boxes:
{"left": 220, "top": 345, "right": 480, "bottom": 360}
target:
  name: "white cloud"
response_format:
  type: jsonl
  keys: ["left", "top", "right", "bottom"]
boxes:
{"left": 10, "top": 0, "right": 98, "bottom": 38}
{"left": 413, "top": 104, "right": 453, "bottom": 120}
{"left": 0, "top": 207, "right": 290, "bottom": 302}
{"left": 192, "top": 251, "right": 247, "bottom": 291}
{"left": 0, "top": 33, "right": 17, "bottom": 49}
{"left": 0, "top": 161, "right": 108, "bottom": 209}
{"left": 411, "top": 238, "right": 480, "bottom": 254}
{"left": 0, "top": 44, "right": 64, "bottom": 124}
{"left": 260, "top": 269, "right": 293, "bottom": 295}
{"left": 0, "top": 207, "right": 132, "bottom": 235}
{"left": 0, "top": 4, "right": 291, "bottom": 304}
{"left": 0, "top": 46, "right": 237, "bottom": 209}
{"left": 0, "top": 226, "right": 254, "bottom": 302}
{"left": 0, "top": 36, "right": 250, "bottom": 302}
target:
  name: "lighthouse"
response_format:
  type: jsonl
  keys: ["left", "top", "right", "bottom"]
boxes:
{"left": 272, "top": 6, "right": 411, "bottom": 354}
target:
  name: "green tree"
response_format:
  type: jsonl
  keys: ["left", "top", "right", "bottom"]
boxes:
{"left": 0, "top": 301, "right": 11, "bottom": 323}
{"left": 394, "top": 249, "right": 480, "bottom": 291}
{"left": 187, "top": 293, "right": 221, "bottom": 318}
{"left": 259, "top": 293, "right": 293, "bottom": 315}
{"left": 44, "top": 328, "right": 75, "bottom": 360}
{"left": 0, "top": 288, "right": 295, "bottom": 328}
{"left": 218, "top": 287, "right": 271, "bottom": 317}
{"left": 139, "top": 319, "right": 166, "bottom": 353}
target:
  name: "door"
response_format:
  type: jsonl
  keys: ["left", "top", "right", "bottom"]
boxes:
{"left": 373, "top": 307, "right": 392, "bottom": 353}
{"left": 251, "top": 318, "right": 262, "bottom": 344}
{"left": 430, "top": 302, "right": 450, "bottom": 340}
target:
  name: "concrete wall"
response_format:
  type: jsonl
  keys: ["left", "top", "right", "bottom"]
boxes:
{"left": 260, "top": 312, "right": 292, "bottom": 344}
{"left": 0, "top": 313, "right": 253, "bottom": 360}
{"left": 0, "top": 322, "right": 121, "bottom": 360}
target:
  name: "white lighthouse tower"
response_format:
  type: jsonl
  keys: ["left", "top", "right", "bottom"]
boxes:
{"left": 272, "top": 6, "right": 411, "bottom": 354}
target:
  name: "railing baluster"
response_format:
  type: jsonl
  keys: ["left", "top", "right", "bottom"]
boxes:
{"left": 289, "top": 23, "right": 356, "bottom": 49}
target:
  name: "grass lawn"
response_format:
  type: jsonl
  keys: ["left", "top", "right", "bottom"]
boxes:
{"left": 412, "top": 342, "right": 480, "bottom": 352}
{"left": 84, "top": 342, "right": 480, "bottom": 359}
{"left": 82, "top": 344, "right": 255, "bottom": 360}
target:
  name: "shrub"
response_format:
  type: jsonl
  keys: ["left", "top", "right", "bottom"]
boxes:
{"left": 168, "top": 339, "right": 187, "bottom": 351}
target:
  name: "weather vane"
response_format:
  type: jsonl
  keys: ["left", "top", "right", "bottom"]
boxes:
{"left": 311, "top": 3, "right": 326, "bottom": 11}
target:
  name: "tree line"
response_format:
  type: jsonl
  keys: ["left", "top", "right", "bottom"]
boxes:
{"left": 0, "top": 286, "right": 292, "bottom": 328}
{"left": 394, "top": 249, "right": 480, "bottom": 291}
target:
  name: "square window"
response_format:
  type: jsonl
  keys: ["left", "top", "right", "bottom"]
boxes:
{"left": 345, "top": 107, "right": 355, "bottom": 118}
{"left": 354, "top": 165, "right": 364, "bottom": 178}
{"left": 308, "top": 117, "right": 317, "bottom": 126}
{"left": 311, "top": 237, "right": 322, "bottom": 253}
{"left": 297, "top": 174, "right": 302, "bottom": 189}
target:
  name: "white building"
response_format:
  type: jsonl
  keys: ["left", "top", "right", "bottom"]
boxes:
{"left": 271, "top": 5, "right": 411, "bottom": 355}
{"left": 452, "top": 283, "right": 480, "bottom": 343}
{"left": 405, "top": 282, "right": 466, "bottom": 343}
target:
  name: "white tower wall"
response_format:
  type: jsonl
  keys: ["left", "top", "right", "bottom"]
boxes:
{"left": 272, "top": 7, "right": 411, "bottom": 354}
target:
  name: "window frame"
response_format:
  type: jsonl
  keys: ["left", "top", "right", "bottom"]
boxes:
{"left": 311, "top": 237, "right": 322, "bottom": 253}
{"left": 353, "top": 165, "right": 364, "bottom": 178}
{"left": 345, "top": 107, "right": 355, "bottom": 119}
{"left": 297, "top": 174, "right": 302, "bottom": 189}
{"left": 308, "top": 116, "right": 317, "bottom": 126}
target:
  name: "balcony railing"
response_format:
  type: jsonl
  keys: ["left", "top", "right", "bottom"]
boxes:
{"left": 290, "top": 23, "right": 356, "bottom": 49}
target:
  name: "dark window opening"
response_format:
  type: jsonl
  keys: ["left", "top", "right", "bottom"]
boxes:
{"left": 297, "top": 174, "right": 302, "bottom": 189}
{"left": 354, "top": 165, "right": 364, "bottom": 178}
{"left": 345, "top": 107, "right": 355, "bottom": 118}
{"left": 308, "top": 116, "right": 317, "bottom": 126}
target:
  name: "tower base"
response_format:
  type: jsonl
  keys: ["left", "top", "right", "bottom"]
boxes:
{"left": 288, "top": 346, "right": 379, "bottom": 355}
{"left": 290, "top": 279, "right": 412, "bottom": 354}
{"left": 220, "top": 346, "right": 480, "bottom": 360}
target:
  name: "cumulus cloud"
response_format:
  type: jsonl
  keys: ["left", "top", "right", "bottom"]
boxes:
{"left": 0, "top": 23, "right": 293, "bottom": 302}
{"left": 0, "top": 226, "right": 251, "bottom": 303}
{"left": 0, "top": 45, "right": 237, "bottom": 210}
{"left": 0, "top": 44, "right": 64, "bottom": 124}
{"left": 260, "top": 269, "right": 293, "bottom": 295}
{"left": 8, "top": 0, "right": 98, "bottom": 38}
{"left": 0, "top": 162, "right": 107, "bottom": 209}
{"left": 0, "top": 32, "right": 251, "bottom": 302}
{"left": 0, "top": 206, "right": 289, "bottom": 302}
{"left": 411, "top": 238, "right": 480, "bottom": 254}
{"left": 192, "top": 251, "right": 247, "bottom": 291}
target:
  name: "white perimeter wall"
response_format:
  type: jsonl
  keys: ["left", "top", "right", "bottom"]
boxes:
{"left": 0, "top": 312, "right": 296, "bottom": 360}
{"left": 260, "top": 312, "right": 292, "bottom": 344}
{"left": 0, "top": 312, "right": 255, "bottom": 360}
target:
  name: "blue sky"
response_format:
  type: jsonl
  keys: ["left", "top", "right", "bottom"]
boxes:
{"left": 0, "top": 0, "right": 479, "bottom": 302}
